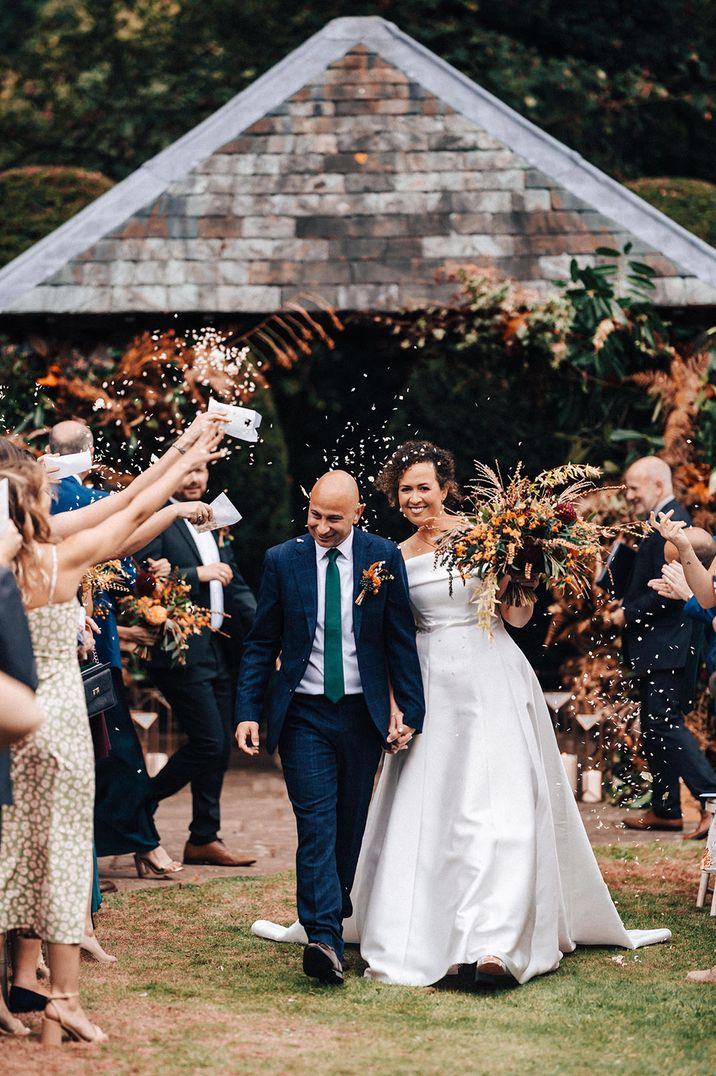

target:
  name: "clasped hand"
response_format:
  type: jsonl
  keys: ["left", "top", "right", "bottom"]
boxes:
{"left": 648, "top": 560, "right": 691, "bottom": 602}
{"left": 386, "top": 706, "right": 415, "bottom": 753}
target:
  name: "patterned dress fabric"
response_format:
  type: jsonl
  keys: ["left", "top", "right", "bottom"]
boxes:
{"left": 0, "top": 551, "right": 94, "bottom": 944}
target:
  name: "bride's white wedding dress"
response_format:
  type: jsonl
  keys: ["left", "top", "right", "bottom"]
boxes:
{"left": 252, "top": 555, "right": 670, "bottom": 985}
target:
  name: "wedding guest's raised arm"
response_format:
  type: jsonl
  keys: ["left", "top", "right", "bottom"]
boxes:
{"left": 113, "top": 500, "right": 214, "bottom": 557}
{"left": 50, "top": 410, "right": 227, "bottom": 539}
{"left": 650, "top": 511, "right": 716, "bottom": 608}
{"left": 54, "top": 427, "right": 225, "bottom": 579}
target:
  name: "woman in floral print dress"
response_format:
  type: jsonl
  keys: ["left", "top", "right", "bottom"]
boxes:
{"left": 0, "top": 420, "right": 223, "bottom": 1044}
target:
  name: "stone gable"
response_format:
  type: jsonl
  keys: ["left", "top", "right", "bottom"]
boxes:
{"left": 3, "top": 21, "right": 715, "bottom": 314}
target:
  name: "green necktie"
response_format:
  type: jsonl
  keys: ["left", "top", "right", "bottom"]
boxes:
{"left": 324, "top": 547, "right": 345, "bottom": 703}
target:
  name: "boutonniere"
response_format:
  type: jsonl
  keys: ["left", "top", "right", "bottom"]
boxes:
{"left": 355, "top": 561, "right": 394, "bottom": 606}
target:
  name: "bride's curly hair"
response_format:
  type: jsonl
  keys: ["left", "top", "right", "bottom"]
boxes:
{"left": 374, "top": 440, "right": 460, "bottom": 507}
{"left": 0, "top": 459, "right": 55, "bottom": 601}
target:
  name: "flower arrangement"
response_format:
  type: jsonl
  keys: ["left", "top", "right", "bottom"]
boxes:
{"left": 355, "top": 561, "right": 394, "bottom": 606}
{"left": 119, "top": 570, "right": 212, "bottom": 664}
{"left": 436, "top": 462, "right": 643, "bottom": 633}
{"left": 81, "top": 559, "right": 134, "bottom": 617}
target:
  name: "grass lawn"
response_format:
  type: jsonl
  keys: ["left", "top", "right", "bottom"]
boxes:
{"left": 4, "top": 843, "right": 714, "bottom": 1075}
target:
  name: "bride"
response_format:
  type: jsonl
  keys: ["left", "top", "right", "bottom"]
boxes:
{"left": 253, "top": 441, "right": 670, "bottom": 986}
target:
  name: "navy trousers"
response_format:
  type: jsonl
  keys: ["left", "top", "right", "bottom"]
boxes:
{"left": 279, "top": 693, "right": 383, "bottom": 958}
{"left": 149, "top": 637, "right": 234, "bottom": 844}
{"left": 641, "top": 669, "right": 716, "bottom": 819}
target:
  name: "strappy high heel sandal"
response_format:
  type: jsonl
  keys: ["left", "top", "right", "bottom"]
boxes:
{"left": 134, "top": 851, "right": 183, "bottom": 878}
{"left": 40, "top": 992, "right": 107, "bottom": 1045}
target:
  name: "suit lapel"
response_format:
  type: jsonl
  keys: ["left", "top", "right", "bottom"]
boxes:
{"left": 292, "top": 535, "right": 318, "bottom": 638}
{"left": 352, "top": 527, "right": 370, "bottom": 640}
{"left": 173, "top": 517, "right": 203, "bottom": 562}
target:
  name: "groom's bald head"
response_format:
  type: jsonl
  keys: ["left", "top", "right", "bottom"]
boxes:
{"left": 307, "top": 470, "right": 364, "bottom": 547}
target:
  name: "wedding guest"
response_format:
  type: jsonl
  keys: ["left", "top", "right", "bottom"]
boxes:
{"left": 611, "top": 458, "right": 715, "bottom": 837}
{"left": 648, "top": 528, "right": 716, "bottom": 839}
{"left": 0, "top": 526, "right": 38, "bottom": 741}
{"left": 136, "top": 458, "right": 257, "bottom": 868}
{"left": 0, "top": 537, "right": 48, "bottom": 1023}
{"left": 652, "top": 510, "right": 716, "bottom": 620}
{"left": 0, "top": 524, "right": 43, "bottom": 1039}
{"left": 47, "top": 420, "right": 183, "bottom": 879}
{"left": 0, "top": 422, "right": 223, "bottom": 1045}
{"left": 649, "top": 530, "right": 716, "bottom": 685}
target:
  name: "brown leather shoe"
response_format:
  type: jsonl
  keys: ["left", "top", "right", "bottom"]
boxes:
{"left": 183, "top": 839, "right": 256, "bottom": 867}
{"left": 683, "top": 811, "right": 712, "bottom": 840}
{"left": 622, "top": 811, "right": 683, "bottom": 832}
{"left": 303, "top": 943, "right": 344, "bottom": 985}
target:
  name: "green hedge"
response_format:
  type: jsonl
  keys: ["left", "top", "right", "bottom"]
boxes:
{"left": 0, "top": 165, "right": 114, "bottom": 267}
{"left": 626, "top": 177, "right": 716, "bottom": 247}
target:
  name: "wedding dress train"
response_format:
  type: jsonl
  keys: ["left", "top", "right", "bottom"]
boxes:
{"left": 252, "top": 555, "right": 670, "bottom": 985}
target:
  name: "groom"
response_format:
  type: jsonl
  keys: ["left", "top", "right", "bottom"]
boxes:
{"left": 236, "top": 470, "right": 424, "bottom": 984}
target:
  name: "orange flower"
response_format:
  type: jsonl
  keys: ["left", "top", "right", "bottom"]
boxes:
{"left": 144, "top": 604, "right": 168, "bottom": 626}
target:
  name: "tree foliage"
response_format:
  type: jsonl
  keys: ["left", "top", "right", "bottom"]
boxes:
{"left": 0, "top": 1, "right": 713, "bottom": 184}
{"left": 0, "top": 165, "right": 114, "bottom": 265}
{"left": 626, "top": 177, "right": 716, "bottom": 247}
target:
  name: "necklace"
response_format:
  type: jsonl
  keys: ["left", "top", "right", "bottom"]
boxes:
{"left": 415, "top": 518, "right": 451, "bottom": 550}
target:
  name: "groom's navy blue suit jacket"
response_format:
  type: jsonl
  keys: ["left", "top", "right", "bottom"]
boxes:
{"left": 235, "top": 528, "right": 425, "bottom": 754}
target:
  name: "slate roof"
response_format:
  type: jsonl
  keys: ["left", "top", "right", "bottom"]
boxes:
{"left": 1, "top": 15, "right": 715, "bottom": 314}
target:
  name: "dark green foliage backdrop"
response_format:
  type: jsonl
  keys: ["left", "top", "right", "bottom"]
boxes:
{"left": 0, "top": 166, "right": 113, "bottom": 266}
{"left": 1, "top": 1, "right": 714, "bottom": 184}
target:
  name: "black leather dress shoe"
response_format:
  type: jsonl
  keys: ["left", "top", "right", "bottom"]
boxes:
{"left": 303, "top": 943, "right": 344, "bottom": 985}
{"left": 8, "top": 985, "right": 48, "bottom": 1012}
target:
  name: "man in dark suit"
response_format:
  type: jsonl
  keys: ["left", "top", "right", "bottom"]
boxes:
{"left": 137, "top": 459, "right": 257, "bottom": 867}
{"left": 612, "top": 456, "right": 716, "bottom": 836}
{"left": 236, "top": 471, "right": 425, "bottom": 985}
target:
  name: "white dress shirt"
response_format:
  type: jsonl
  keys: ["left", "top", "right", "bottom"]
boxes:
{"left": 184, "top": 520, "right": 224, "bottom": 631}
{"left": 297, "top": 530, "right": 362, "bottom": 696}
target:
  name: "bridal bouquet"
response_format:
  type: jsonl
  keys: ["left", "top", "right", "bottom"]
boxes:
{"left": 436, "top": 462, "right": 634, "bottom": 632}
{"left": 119, "top": 570, "right": 212, "bottom": 665}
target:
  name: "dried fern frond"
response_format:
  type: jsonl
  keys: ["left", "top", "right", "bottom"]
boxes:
{"left": 534, "top": 463, "right": 602, "bottom": 488}
{"left": 468, "top": 460, "right": 505, "bottom": 500}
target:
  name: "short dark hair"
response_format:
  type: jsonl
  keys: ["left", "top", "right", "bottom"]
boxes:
{"left": 374, "top": 440, "right": 459, "bottom": 508}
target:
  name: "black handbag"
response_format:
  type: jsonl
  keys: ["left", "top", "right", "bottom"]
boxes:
{"left": 81, "top": 661, "right": 116, "bottom": 718}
